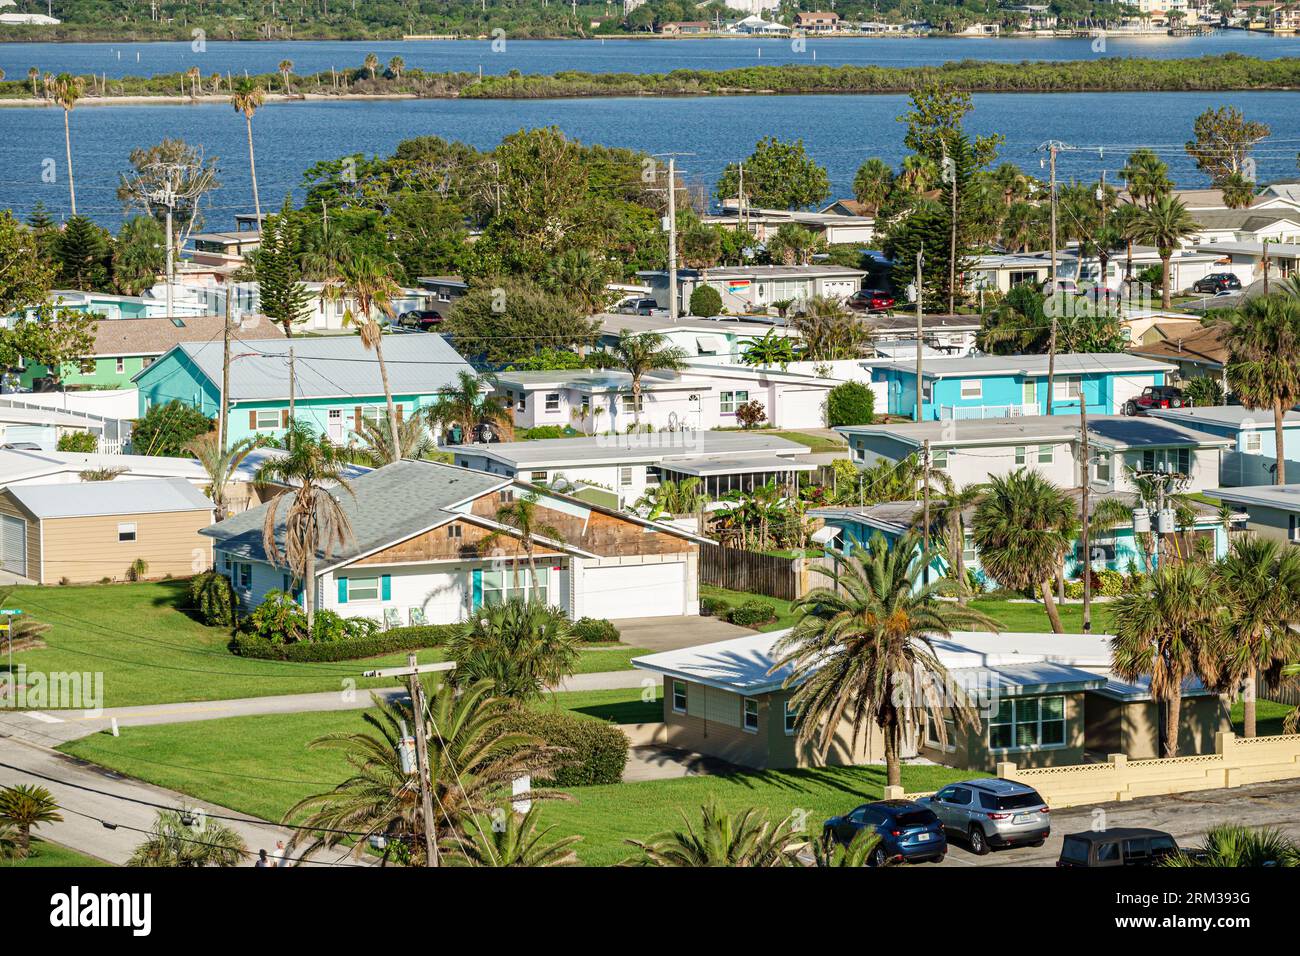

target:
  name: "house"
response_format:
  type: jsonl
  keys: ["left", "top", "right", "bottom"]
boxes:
{"left": 185, "top": 230, "right": 262, "bottom": 273}
{"left": 1187, "top": 209, "right": 1300, "bottom": 246}
{"left": 596, "top": 313, "right": 799, "bottom": 363}
{"left": 1208, "top": 484, "right": 1300, "bottom": 543}
{"left": 1126, "top": 321, "right": 1227, "bottom": 391}
{"left": 492, "top": 363, "right": 839, "bottom": 433}
{"left": 18, "top": 314, "right": 286, "bottom": 391}
{"left": 0, "top": 406, "right": 102, "bottom": 452}
{"left": 414, "top": 275, "right": 469, "bottom": 307}
{"left": 0, "top": 477, "right": 214, "bottom": 584}
{"left": 661, "top": 20, "right": 710, "bottom": 33}
{"left": 868, "top": 313, "right": 981, "bottom": 356}
{"left": 132, "top": 333, "right": 476, "bottom": 447}
{"left": 821, "top": 199, "right": 874, "bottom": 217}
{"left": 1148, "top": 405, "right": 1300, "bottom": 486}
{"left": 968, "top": 252, "right": 1052, "bottom": 294}
{"left": 870, "top": 352, "right": 1175, "bottom": 421}
{"left": 6, "top": 288, "right": 209, "bottom": 327}
{"left": 793, "top": 10, "right": 840, "bottom": 31}
{"left": 1057, "top": 245, "right": 1226, "bottom": 293}
{"left": 449, "top": 430, "right": 814, "bottom": 508}
{"left": 632, "top": 629, "right": 1228, "bottom": 771}
{"left": 732, "top": 14, "right": 790, "bottom": 33}
{"left": 1191, "top": 240, "right": 1300, "bottom": 287}
{"left": 203, "top": 459, "right": 708, "bottom": 622}
{"left": 704, "top": 206, "right": 877, "bottom": 247}
{"left": 639, "top": 265, "right": 867, "bottom": 316}
{"left": 184, "top": 281, "right": 427, "bottom": 334}
{"left": 836, "top": 415, "right": 1231, "bottom": 493}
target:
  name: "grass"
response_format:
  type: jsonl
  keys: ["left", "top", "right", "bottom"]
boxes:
{"left": 700, "top": 584, "right": 799, "bottom": 631}
{"left": 0, "top": 839, "right": 109, "bottom": 868}
{"left": 767, "top": 430, "right": 846, "bottom": 454}
{"left": 968, "top": 598, "right": 1118, "bottom": 634}
{"left": 1230, "top": 699, "right": 1295, "bottom": 738}
{"left": 5, "top": 581, "right": 642, "bottom": 709}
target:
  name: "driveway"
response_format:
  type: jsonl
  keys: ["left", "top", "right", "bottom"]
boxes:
{"left": 616, "top": 615, "right": 752, "bottom": 653}
{"left": 622, "top": 745, "right": 741, "bottom": 782}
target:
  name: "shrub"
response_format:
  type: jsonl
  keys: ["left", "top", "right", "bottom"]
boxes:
{"left": 232, "top": 624, "right": 455, "bottom": 662}
{"left": 735, "top": 400, "right": 767, "bottom": 429}
{"left": 131, "top": 399, "right": 214, "bottom": 457}
{"left": 57, "top": 431, "right": 98, "bottom": 453}
{"left": 499, "top": 709, "right": 628, "bottom": 787}
{"left": 728, "top": 599, "right": 777, "bottom": 627}
{"left": 571, "top": 617, "right": 620, "bottom": 643}
{"left": 826, "top": 381, "right": 875, "bottom": 427}
{"left": 238, "top": 590, "right": 384, "bottom": 645}
{"left": 519, "top": 425, "right": 580, "bottom": 440}
{"left": 189, "top": 570, "right": 236, "bottom": 627}
{"left": 128, "top": 557, "right": 149, "bottom": 582}
{"left": 1181, "top": 376, "right": 1223, "bottom": 407}
{"left": 689, "top": 284, "right": 722, "bottom": 317}
{"left": 1097, "top": 569, "right": 1125, "bottom": 597}
{"left": 699, "top": 596, "right": 730, "bottom": 618}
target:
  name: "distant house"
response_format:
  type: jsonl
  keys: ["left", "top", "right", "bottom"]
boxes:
{"left": 794, "top": 10, "right": 840, "bottom": 31}
{"left": 0, "top": 478, "right": 214, "bottom": 584}
{"left": 869, "top": 352, "right": 1175, "bottom": 421}
{"left": 1127, "top": 321, "right": 1227, "bottom": 390}
{"left": 868, "top": 313, "right": 981, "bottom": 355}
{"left": 1187, "top": 209, "right": 1300, "bottom": 246}
{"left": 639, "top": 264, "right": 867, "bottom": 316}
{"left": 1148, "top": 405, "right": 1300, "bottom": 486}
{"left": 1191, "top": 240, "right": 1300, "bottom": 288}
{"left": 183, "top": 281, "right": 427, "bottom": 334}
{"left": 703, "top": 206, "right": 877, "bottom": 247}
{"left": 204, "top": 460, "right": 708, "bottom": 622}
{"left": 596, "top": 313, "right": 799, "bottom": 363}
{"left": 7, "top": 289, "right": 208, "bottom": 327}
{"left": 821, "top": 198, "right": 874, "bottom": 217}
{"left": 132, "top": 333, "right": 476, "bottom": 446}
{"left": 414, "top": 275, "right": 469, "bottom": 307}
{"left": 660, "top": 20, "right": 710, "bottom": 33}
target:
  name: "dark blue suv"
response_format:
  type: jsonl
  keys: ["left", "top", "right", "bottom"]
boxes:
{"left": 823, "top": 799, "right": 947, "bottom": 866}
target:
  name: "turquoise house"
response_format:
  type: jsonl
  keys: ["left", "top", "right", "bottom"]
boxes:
{"left": 132, "top": 333, "right": 476, "bottom": 446}
{"left": 869, "top": 353, "right": 1174, "bottom": 422}
{"left": 1148, "top": 405, "right": 1300, "bottom": 487}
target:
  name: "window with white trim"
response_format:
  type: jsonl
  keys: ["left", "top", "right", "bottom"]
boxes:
{"left": 783, "top": 701, "right": 798, "bottom": 735}
{"left": 1244, "top": 432, "right": 1262, "bottom": 454}
{"left": 1037, "top": 444, "right": 1054, "bottom": 465}
{"left": 1014, "top": 446, "right": 1027, "bottom": 466}
{"left": 1053, "top": 376, "right": 1082, "bottom": 401}
{"left": 544, "top": 393, "right": 560, "bottom": 413}
{"left": 743, "top": 698, "right": 759, "bottom": 732}
{"left": 621, "top": 394, "right": 642, "bottom": 415}
{"left": 720, "top": 390, "right": 749, "bottom": 414}
{"left": 930, "top": 448, "right": 948, "bottom": 470}
{"left": 347, "top": 576, "right": 380, "bottom": 601}
{"left": 254, "top": 409, "right": 280, "bottom": 430}
{"left": 672, "top": 680, "right": 687, "bottom": 714}
{"left": 960, "top": 380, "right": 982, "bottom": 400}
{"left": 117, "top": 522, "right": 137, "bottom": 542}
{"left": 238, "top": 563, "right": 252, "bottom": 588}
{"left": 619, "top": 466, "right": 634, "bottom": 488}
{"left": 1290, "top": 515, "right": 1300, "bottom": 543}
{"left": 989, "top": 695, "right": 1066, "bottom": 750}
{"left": 1094, "top": 452, "right": 1112, "bottom": 483}
{"left": 115, "top": 357, "right": 125, "bottom": 373}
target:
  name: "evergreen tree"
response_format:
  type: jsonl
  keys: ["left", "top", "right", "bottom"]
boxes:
{"left": 250, "top": 197, "right": 312, "bottom": 337}
{"left": 883, "top": 204, "right": 949, "bottom": 310}
{"left": 53, "top": 215, "right": 111, "bottom": 291}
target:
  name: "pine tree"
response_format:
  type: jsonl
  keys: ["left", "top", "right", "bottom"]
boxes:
{"left": 26, "top": 202, "right": 54, "bottom": 232}
{"left": 53, "top": 215, "right": 110, "bottom": 291}
{"left": 250, "top": 197, "right": 312, "bottom": 336}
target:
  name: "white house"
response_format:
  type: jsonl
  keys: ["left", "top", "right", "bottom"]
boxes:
{"left": 639, "top": 265, "right": 867, "bottom": 317}
{"left": 597, "top": 313, "right": 799, "bottom": 364}
{"left": 183, "top": 280, "right": 427, "bottom": 333}
{"left": 1187, "top": 209, "right": 1300, "bottom": 246}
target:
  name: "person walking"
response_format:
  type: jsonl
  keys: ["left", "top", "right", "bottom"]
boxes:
{"left": 255, "top": 849, "right": 271, "bottom": 868}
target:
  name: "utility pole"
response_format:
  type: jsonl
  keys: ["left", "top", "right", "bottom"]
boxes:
{"left": 922, "top": 439, "right": 932, "bottom": 585}
{"left": 362, "top": 656, "right": 456, "bottom": 867}
{"left": 915, "top": 245, "right": 924, "bottom": 423}
{"left": 287, "top": 345, "right": 296, "bottom": 445}
{"left": 1038, "top": 140, "right": 1068, "bottom": 411}
{"left": 163, "top": 199, "right": 174, "bottom": 319}
{"left": 220, "top": 290, "right": 232, "bottom": 455}
{"left": 1079, "top": 391, "right": 1092, "bottom": 632}
{"left": 667, "top": 156, "right": 679, "bottom": 322}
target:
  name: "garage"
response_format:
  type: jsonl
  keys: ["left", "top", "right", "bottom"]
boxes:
{"left": 0, "top": 513, "right": 26, "bottom": 578}
{"left": 581, "top": 561, "right": 687, "bottom": 619}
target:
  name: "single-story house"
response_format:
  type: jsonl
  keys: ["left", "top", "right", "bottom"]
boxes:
{"left": 132, "top": 333, "right": 476, "bottom": 447}
{"left": 967, "top": 253, "right": 1052, "bottom": 295}
{"left": 183, "top": 281, "right": 427, "bottom": 334}
{"left": 703, "top": 207, "right": 878, "bottom": 247}
{"left": 8, "top": 289, "right": 208, "bottom": 325}
{"left": 638, "top": 265, "right": 867, "bottom": 317}
{"left": 449, "top": 430, "right": 813, "bottom": 509}
{"left": 0, "top": 406, "right": 102, "bottom": 452}
{"left": 492, "top": 363, "right": 839, "bottom": 433}
{"left": 414, "top": 275, "right": 469, "bottom": 307}
{"left": 596, "top": 313, "right": 799, "bottom": 364}
{"left": 1191, "top": 240, "right": 1300, "bottom": 287}
{"left": 1187, "top": 208, "right": 1300, "bottom": 247}
{"left": 202, "top": 459, "right": 708, "bottom": 623}
{"left": 1148, "top": 405, "right": 1300, "bottom": 487}
{"left": 870, "top": 352, "right": 1175, "bottom": 421}
{"left": 1127, "top": 321, "right": 1227, "bottom": 393}
{"left": 1208, "top": 484, "right": 1300, "bottom": 544}
{"left": 632, "top": 629, "right": 1228, "bottom": 771}
{"left": 869, "top": 313, "right": 982, "bottom": 356}
{"left": 836, "top": 414, "right": 1230, "bottom": 493}
{"left": 0, "top": 477, "right": 214, "bottom": 584}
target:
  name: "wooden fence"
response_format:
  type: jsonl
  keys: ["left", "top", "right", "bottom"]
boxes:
{"left": 699, "top": 543, "right": 837, "bottom": 602}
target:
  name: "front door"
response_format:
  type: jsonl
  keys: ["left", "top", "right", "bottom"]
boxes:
{"left": 327, "top": 409, "right": 343, "bottom": 443}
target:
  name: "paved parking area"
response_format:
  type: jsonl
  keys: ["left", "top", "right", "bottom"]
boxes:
{"left": 616, "top": 615, "right": 751, "bottom": 653}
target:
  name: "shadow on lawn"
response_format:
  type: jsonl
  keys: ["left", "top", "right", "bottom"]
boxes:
{"left": 568, "top": 699, "right": 663, "bottom": 724}
{"left": 719, "top": 763, "right": 889, "bottom": 797}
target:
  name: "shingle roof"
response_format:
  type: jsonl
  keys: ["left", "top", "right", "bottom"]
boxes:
{"left": 7, "top": 477, "right": 213, "bottom": 519}
{"left": 1128, "top": 324, "right": 1227, "bottom": 366}
{"left": 1192, "top": 209, "right": 1300, "bottom": 231}
{"left": 90, "top": 314, "right": 285, "bottom": 358}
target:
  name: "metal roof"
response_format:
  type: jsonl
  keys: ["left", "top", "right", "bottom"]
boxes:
{"left": 835, "top": 415, "right": 1231, "bottom": 450}
{"left": 1148, "top": 405, "right": 1300, "bottom": 430}
{"left": 948, "top": 662, "right": 1107, "bottom": 698}
{"left": 659, "top": 454, "right": 820, "bottom": 477}
{"left": 453, "top": 431, "right": 809, "bottom": 468}
{"left": 870, "top": 352, "right": 1174, "bottom": 379}
{"left": 7, "top": 477, "right": 213, "bottom": 519}
{"left": 1208, "top": 483, "right": 1300, "bottom": 512}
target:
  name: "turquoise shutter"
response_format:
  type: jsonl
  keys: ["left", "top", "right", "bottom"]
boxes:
{"left": 471, "top": 568, "right": 483, "bottom": 610}
{"left": 337, "top": 577, "right": 348, "bottom": 604}
{"left": 381, "top": 574, "right": 391, "bottom": 601}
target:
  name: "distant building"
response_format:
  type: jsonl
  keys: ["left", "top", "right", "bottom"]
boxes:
{"left": 660, "top": 21, "right": 710, "bottom": 34}
{"left": 639, "top": 264, "right": 867, "bottom": 316}
{"left": 793, "top": 10, "right": 840, "bottom": 31}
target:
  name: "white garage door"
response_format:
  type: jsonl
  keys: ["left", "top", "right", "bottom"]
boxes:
{"left": 582, "top": 562, "right": 686, "bottom": 619}
{"left": 1, "top": 514, "right": 26, "bottom": 578}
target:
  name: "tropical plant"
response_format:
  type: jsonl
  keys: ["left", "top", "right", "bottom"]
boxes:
{"left": 326, "top": 253, "right": 403, "bottom": 449}
{"left": 915, "top": 478, "right": 987, "bottom": 604}
{"left": 348, "top": 413, "right": 432, "bottom": 466}
{"left": 278, "top": 59, "right": 294, "bottom": 93}
{"left": 424, "top": 369, "right": 513, "bottom": 443}
{"left": 446, "top": 599, "right": 580, "bottom": 703}
{"left": 741, "top": 328, "right": 796, "bottom": 371}
{"left": 51, "top": 73, "right": 84, "bottom": 215}
{"left": 255, "top": 423, "right": 356, "bottom": 633}
{"left": 230, "top": 78, "right": 266, "bottom": 221}
{"left": 1180, "top": 375, "right": 1224, "bottom": 408}
{"left": 128, "top": 809, "right": 248, "bottom": 867}
{"left": 444, "top": 804, "right": 581, "bottom": 866}
{"left": 608, "top": 329, "right": 688, "bottom": 428}
{"left": 477, "top": 491, "right": 564, "bottom": 601}
{"left": 825, "top": 381, "right": 875, "bottom": 427}
{"left": 810, "top": 825, "right": 883, "bottom": 867}
{"left": 1111, "top": 561, "right": 1222, "bottom": 758}
{"left": 283, "top": 679, "right": 557, "bottom": 865}
{"left": 1119, "top": 148, "right": 1172, "bottom": 209}
{"left": 0, "top": 784, "right": 62, "bottom": 858}
{"left": 712, "top": 480, "right": 798, "bottom": 550}
{"left": 623, "top": 800, "right": 801, "bottom": 867}
{"left": 636, "top": 477, "right": 705, "bottom": 518}
{"left": 772, "top": 531, "right": 997, "bottom": 787}
{"left": 1164, "top": 825, "right": 1299, "bottom": 868}
{"left": 1135, "top": 195, "right": 1198, "bottom": 308}
{"left": 788, "top": 295, "right": 870, "bottom": 360}
{"left": 184, "top": 433, "right": 256, "bottom": 519}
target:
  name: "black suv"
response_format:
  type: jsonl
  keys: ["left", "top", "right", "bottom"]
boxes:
{"left": 1123, "top": 384, "right": 1192, "bottom": 416}
{"left": 397, "top": 309, "right": 444, "bottom": 331}
{"left": 1192, "top": 272, "right": 1242, "bottom": 295}
{"left": 1057, "top": 828, "right": 1180, "bottom": 867}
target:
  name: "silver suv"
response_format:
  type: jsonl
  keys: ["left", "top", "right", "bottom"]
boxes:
{"left": 921, "top": 779, "right": 1050, "bottom": 855}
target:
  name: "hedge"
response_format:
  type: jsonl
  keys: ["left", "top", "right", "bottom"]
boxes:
{"left": 500, "top": 709, "right": 628, "bottom": 787}
{"left": 689, "top": 284, "right": 722, "bottom": 317}
{"left": 728, "top": 599, "right": 777, "bottom": 628}
{"left": 826, "top": 381, "right": 875, "bottom": 427}
{"left": 232, "top": 624, "right": 456, "bottom": 662}
{"left": 571, "top": 617, "right": 619, "bottom": 643}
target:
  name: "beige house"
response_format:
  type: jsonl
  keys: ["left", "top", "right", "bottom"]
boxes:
{"left": 0, "top": 478, "right": 214, "bottom": 584}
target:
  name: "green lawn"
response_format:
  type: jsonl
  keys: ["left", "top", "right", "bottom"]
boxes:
{"left": 969, "top": 598, "right": 1117, "bottom": 634}
{"left": 1230, "top": 699, "right": 1295, "bottom": 738}
{"left": 0, "top": 839, "right": 109, "bottom": 867}
{"left": 767, "top": 430, "right": 846, "bottom": 454}
{"left": 6, "top": 582, "right": 642, "bottom": 709}
{"left": 700, "top": 584, "right": 799, "bottom": 631}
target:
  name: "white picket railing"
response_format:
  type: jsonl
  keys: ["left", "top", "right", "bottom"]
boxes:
{"left": 938, "top": 402, "right": 1040, "bottom": 421}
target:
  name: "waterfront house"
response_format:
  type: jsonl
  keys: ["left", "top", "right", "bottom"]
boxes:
{"left": 869, "top": 352, "right": 1175, "bottom": 421}
{"left": 793, "top": 10, "right": 841, "bottom": 31}
{"left": 204, "top": 459, "right": 707, "bottom": 622}
{"left": 1148, "top": 405, "right": 1300, "bottom": 486}
{"left": 132, "top": 333, "right": 476, "bottom": 447}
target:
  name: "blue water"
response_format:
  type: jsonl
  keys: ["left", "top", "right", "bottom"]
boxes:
{"left": 4, "top": 90, "right": 1299, "bottom": 230}
{"left": 2, "top": 32, "right": 1298, "bottom": 79}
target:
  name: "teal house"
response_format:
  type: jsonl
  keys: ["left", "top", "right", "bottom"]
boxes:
{"left": 870, "top": 353, "right": 1174, "bottom": 422}
{"left": 132, "top": 332, "right": 476, "bottom": 446}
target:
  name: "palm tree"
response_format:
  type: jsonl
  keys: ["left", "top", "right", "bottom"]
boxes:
{"left": 348, "top": 414, "right": 432, "bottom": 466}
{"left": 915, "top": 478, "right": 987, "bottom": 604}
{"left": 183, "top": 433, "right": 256, "bottom": 519}
{"left": 478, "top": 491, "right": 564, "bottom": 601}
{"left": 1220, "top": 171, "right": 1257, "bottom": 210}
{"left": 772, "top": 532, "right": 997, "bottom": 787}
{"left": 424, "top": 369, "right": 513, "bottom": 443}
{"left": 1111, "top": 561, "right": 1221, "bottom": 758}
{"left": 278, "top": 59, "right": 294, "bottom": 94}
{"left": 741, "top": 328, "right": 796, "bottom": 371}
{"left": 810, "top": 825, "right": 882, "bottom": 867}
{"left": 1135, "top": 195, "right": 1197, "bottom": 308}
{"left": 444, "top": 804, "right": 580, "bottom": 866}
{"left": 1120, "top": 148, "right": 1172, "bottom": 209}
{"left": 230, "top": 78, "right": 266, "bottom": 222}
{"left": 255, "top": 423, "right": 356, "bottom": 634}
{"left": 326, "top": 254, "right": 403, "bottom": 447}
{"left": 186, "top": 65, "right": 201, "bottom": 98}
{"left": 51, "top": 73, "right": 84, "bottom": 216}
{"left": 1111, "top": 202, "right": 1144, "bottom": 284}
{"left": 128, "top": 809, "right": 247, "bottom": 867}
{"left": 541, "top": 248, "right": 613, "bottom": 314}
{"left": 363, "top": 52, "right": 380, "bottom": 80}
{"left": 1214, "top": 294, "right": 1300, "bottom": 484}
{"left": 609, "top": 329, "right": 688, "bottom": 429}
{"left": 284, "top": 679, "right": 556, "bottom": 865}
{"left": 1213, "top": 536, "right": 1300, "bottom": 737}
{"left": 27, "top": 67, "right": 38, "bottom": 98}
{"left": 971, "top": 470, "right": 1077, "bottom": 633}
{"left": 1164, "top": 825, "right": 1299, "bottom": 868}
{"left": 445, "top": 600, "right": 580, "bottom": 703}
{"left": 0, "top": 784, "right": 62, "bottom": 858}
{"left": 388, "top": 55, "right": 404, "bottom": 80}
{"left": 623, "top": 800, "right": 802, "bottom": 867}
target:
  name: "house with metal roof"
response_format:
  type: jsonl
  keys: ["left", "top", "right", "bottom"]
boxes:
{"left": 203, "top": 459, "right": 709, "bottom": 624}
{"left": 1207, "top": 483, "right": 1300, "bottom": 545}
{"left": 632, "top": 629, "right": 1227, "bottom": 770}
{"left": 1148, "top": 405, "right": 1300, "bottom": 486}
{"left": 0, "top": 477, "right": 214, "bottom": 584}
{"left": 132, "top": 333, "right": 476, "bottom": 446}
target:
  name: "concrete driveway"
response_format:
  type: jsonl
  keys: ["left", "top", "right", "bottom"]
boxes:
{"left": 616, "top": 615, "right": 752, "bottom": 653}
{"left": 622, "top": 745, "right": 741, "bottom": 782}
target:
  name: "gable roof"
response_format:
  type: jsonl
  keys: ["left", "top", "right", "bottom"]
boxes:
{"left": 6, "top": 477, "right": 213, "bottom": 519}
{"left": 1128, "top": 323, "right": 1227, "bottom": 367}
{"left": 135, "top": 333, "right": 475, "bottom": 402}
{"left": 1191, "top": 209, "right": 1300, "bottom": 232}
{"left": 89, "top": 314, "right": 285, "bottom": 359}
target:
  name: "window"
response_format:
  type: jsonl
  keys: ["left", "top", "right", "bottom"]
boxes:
{"left": 960, "top": 379, "right": 982, "bottom": 400}
{"left": 720, "top": 390, "right": 749, "bottom": 414}
{"left": 672, "top": 680, "right": 687, "bottom": 714}
{"left": 1123, "top": 838, "right": 1151, "bottom": 864}
{"left": 254, "top": 409, "right": 280, "bottom": 430}
{"left": 989, "top": 695, "right": 1066, "bottom": 750}
{"left": 619, "top": 466, "right": 634, "bottom": 488}
{"left": 620, "top": 394, "right": 642, "bottom": 415}
{"left": 783, "top": 701, "right": 798, "bottom": 735}
{"left": 921, "top": 380, "right": 933, "bottom": 404}
{"left": 743, "top": 698, "right": 759, "bottom": 732}
{"left": 360, "top": 406, "right": 382, "bottom": 424}
{"left": 930, "top": 448, "right": 948, "bottom": 470}
{"left": 223, "top": 553, "right": 232, "bottom": 571}
{"left": 1095, "top": 452, "right": 1112, "bottom": 484}
{"left": 1141, "top": 447, "right": 1191, "bottom": 475}
{"left": 347, "top": 577, "right": 380, "bottom": 601}
{"left": 1014, "top": 446, "right": 1027, "bottom": 466}
{"left": 961, "top": 532, "right": 978, "bottom": 567}
{"left": 117, "top": 522, "right": 137, "bottom": 543}
{"left": 1053, "top": 376, "right": 1082, "bottom": 402}
{"left": 447, "top": 524, "right": 462, "bottom": 540}
{"left": 115, "top": 357, "right": 125, "bottom": 373}
{"left": 544, "top": 393, "right": 560, "bottom": 413}
{"left": 1022, "top": 381, "right": 1036, "bottom": 406}
{"left": 480, "top": 566, "right": 547, "bottom": 607}
{"left": 1096, "top": 841, "right": 1121, "bottom": 863}
{"left": 1037, "top": 444, "right": 1054, "bottom": 465}
{"left": 1244, "top": 432, "right": 1262, "bottom": 454}
{"left": 238, "top": 563, "right": 252, "bottom": 589}
{"left": 529, "top": 471, "right": 548, "bottom": 483}
{"left": 925, "top": 710, "right": 957, "bottom": 751}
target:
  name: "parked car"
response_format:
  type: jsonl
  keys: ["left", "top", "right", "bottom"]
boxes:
{"left": 822, "top": 799, "right": 947, "bottom": 865}
{"left": 397, "top": 309, "right": 443, "bottom": 331}
{"left": 1043, "top": 278, "right": 1079, "bottom": 295}
{"left": 1057, "top": 827, "right": 1180, "bottom": 867}
{"left": 847, "top": 288, "right": 895, "bottom": 313}
{"left": 1192, "top": 272, "right": 1242, "bottom": 295}
{"left": 1123, "top": 384, "right": 1192, "bottom": 416}
{"left": 615, "top": 297, "right": 661, "bottom": 316}
{"left": 921, "top": 779, "right": 1050, "bottom": 855}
